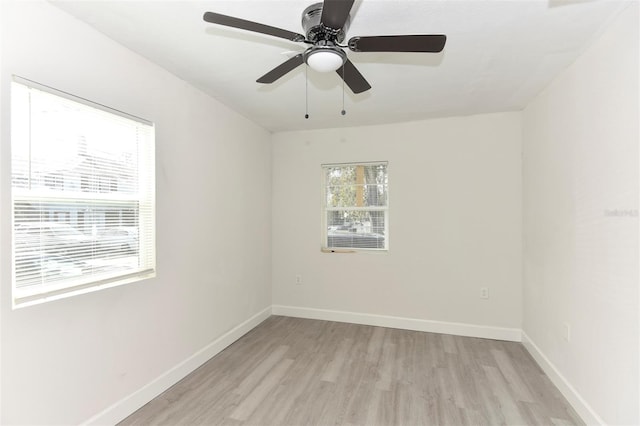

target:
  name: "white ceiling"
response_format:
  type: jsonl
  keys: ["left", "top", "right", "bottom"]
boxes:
{"left": 51, "top": 0, "right": 631, "bottom": 132}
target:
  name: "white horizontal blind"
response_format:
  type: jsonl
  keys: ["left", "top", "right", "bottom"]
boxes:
{"left": 323, "top": 162, "right": 389, "bottom": 250}
{"left": 11, "top": 78, "right": 156, "bottom": 306}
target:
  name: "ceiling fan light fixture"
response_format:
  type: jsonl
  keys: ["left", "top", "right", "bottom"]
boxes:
{"left": 305, "top": 46, "right": 346, "bottom": 73}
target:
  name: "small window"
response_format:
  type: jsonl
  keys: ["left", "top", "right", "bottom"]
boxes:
{"left": 11, "top": 77, "right": 156, "bottom": 307}
{"left": 322, "top": 162, "right": 389, "bottom": 251}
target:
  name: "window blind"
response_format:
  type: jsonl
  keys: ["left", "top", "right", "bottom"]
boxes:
{"left": 11, "top": 78, "right": 156, "bottom": 307}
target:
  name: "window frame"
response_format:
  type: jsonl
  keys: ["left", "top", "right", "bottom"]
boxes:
{"left": 321, "top": 161, "right": 389, "bottom": 252}
{"left": 10, "top": 76, "right": 156, "bottom": 308}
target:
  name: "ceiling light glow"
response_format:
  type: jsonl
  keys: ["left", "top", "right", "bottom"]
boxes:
{"left": 306, "top": 49, "right": 346, "bottom": 73}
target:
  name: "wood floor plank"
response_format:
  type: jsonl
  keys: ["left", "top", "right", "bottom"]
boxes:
{"left": 321, "top": 337, "right": 354, "bottom": 383}
{"left": 233, "top": 344, "right": 289, "bottom": 396}
{"left": 119, "top": 316, "right": 584, "bottom": 426}
{"left": 375, "top": 338, "right": 395, "bottom": 391}
{"left": 483, "top": 364, "right": 530, "bottom": 425}
{"left": 441, "top": 333, "right": 458, "bottom": 355}
{"left": 491, "top": 348, "right": 536, "bottom": 403}
{"left": 230, "top": 357, "right": 294, "bottom": 421}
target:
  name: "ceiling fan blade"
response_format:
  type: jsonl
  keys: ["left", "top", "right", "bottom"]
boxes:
{"left": 203, "top": 12, "right": 306, "bottom": 43}
{"left": 337, "top": 59, "right": 371, "bottom": 94}
{"left": 257, "top": 54, "right": 305, "bottom": 84}
{"left": 320, "top": 0, "right": 355, "bottom": 30}
{"left": 348, "top": 35, "right": 447, "bottom": 53}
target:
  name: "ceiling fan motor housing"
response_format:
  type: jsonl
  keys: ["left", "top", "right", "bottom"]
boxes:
{"left": 302, "top": 2, "right": 350, "bottom": 43}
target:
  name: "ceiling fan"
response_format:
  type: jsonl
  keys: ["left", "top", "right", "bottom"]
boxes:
{"left": 203, "top": 0, "right": 447, "bottom": 94}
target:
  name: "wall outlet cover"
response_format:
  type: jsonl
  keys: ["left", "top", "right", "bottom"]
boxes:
{"left": 480, "top": 287, "right": 489, "bottom": 299}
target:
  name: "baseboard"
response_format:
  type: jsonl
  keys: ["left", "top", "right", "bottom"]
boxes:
{"left": 521, "top": 331, "right": 601, "bottom": 425}
{"left": 82, "top": 306, "right": 272, "bottom": 426}
{"left": 272, "top": 305, "right": 521, "bottom": 342}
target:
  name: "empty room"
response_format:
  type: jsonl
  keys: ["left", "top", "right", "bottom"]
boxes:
{"left": 0, "top": 0, "right": 637, "bottom": 425}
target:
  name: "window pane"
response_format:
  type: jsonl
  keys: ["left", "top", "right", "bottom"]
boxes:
{"left": 325, "top": 164, "right": 388, "bottom": 208}
{"left": 12, "top": 84, "right": 140, "bottom": 195}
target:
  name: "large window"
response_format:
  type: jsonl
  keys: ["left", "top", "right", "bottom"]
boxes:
{"left": 322, "top": 162, "right": 388, "bottom": 250}
{"left": 11, "top": 77, "right": 155, "bottom": 307}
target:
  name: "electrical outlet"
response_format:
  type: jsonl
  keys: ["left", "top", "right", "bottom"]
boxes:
{"left": 295, "top": 274, "right": 303, "bottom": 285}
{"left": 480, "top": 287, "right": 489, "bottom": 299}
{"left": 563, "top": 322, "right": 571, "bottom": 342}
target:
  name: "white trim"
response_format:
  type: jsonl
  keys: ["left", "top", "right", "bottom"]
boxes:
{"left": 521, "top": 331, "right": 602, "bottom": 425}
{"left": 272, "top": 305, "right": 522, "bottom": 342}
{"left": 320, "top": 160, "right": 388, "bottom": 168}
{"left": 81, "top": 306, "right": 272, "bottom": 426}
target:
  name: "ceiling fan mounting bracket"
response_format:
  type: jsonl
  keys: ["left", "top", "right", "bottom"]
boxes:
{"left": 302, "top": 2, "right": 350, "bottom": 44}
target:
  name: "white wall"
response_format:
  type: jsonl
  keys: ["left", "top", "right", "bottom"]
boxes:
{"left": 272, "top": 112, "right": 522, "bottom": 332}
{"left": 0, "top": 2, "right": 272, "bottom": 424}
{"left": 522, "top": 4, "right": 639, "bottom": 425}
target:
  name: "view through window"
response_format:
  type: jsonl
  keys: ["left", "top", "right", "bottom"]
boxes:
{"left": 11, "top": 78, "right": 156, "bottom": 307}
{"left": 323, "top": 162, "right": 389, "bottom": 250}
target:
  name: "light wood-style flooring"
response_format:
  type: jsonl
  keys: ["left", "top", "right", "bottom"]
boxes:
{"left": 120, "top": 316, "right": 583, "bottom": 425}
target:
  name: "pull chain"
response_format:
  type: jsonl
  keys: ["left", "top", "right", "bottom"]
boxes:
{"left": 341, "top": 63, "right": 346, "bottom": 116}
{"left": 305, "top": 64, "right": 309, "bottom": 119}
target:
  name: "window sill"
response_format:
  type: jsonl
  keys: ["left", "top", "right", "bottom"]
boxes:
{"left": 321, "top": 247, "right": 356, "bottom": 253}
{"left": 13, "top": 269, "right": 156, "bottom": 309}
